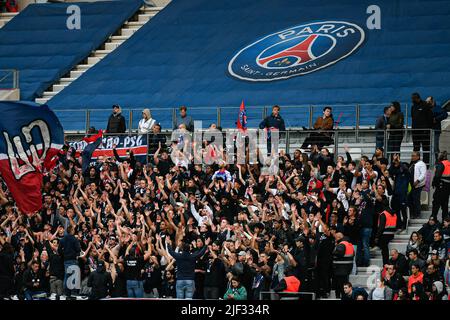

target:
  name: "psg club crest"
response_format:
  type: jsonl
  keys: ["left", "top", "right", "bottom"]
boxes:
{"left": 228, "top": 21, "right": 365, "bottom": 81}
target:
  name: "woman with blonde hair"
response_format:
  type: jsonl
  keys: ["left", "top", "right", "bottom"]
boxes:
{"left": 138, "top": 108, "right": 156, "bottom": 134}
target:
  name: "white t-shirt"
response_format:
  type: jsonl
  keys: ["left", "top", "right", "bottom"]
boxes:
{"left": 332, "top": 187, "right": 352, "bottom": 211}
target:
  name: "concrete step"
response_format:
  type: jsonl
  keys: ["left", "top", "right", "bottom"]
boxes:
{"left": 110, "top": 35, "right": 129, "bottom": 41}
{"left": 0, "top": 12, "right": 18, "bottom": 18}
{"left": 76, "top": 64, "right": 93, "bottom": 71}
{"left": 121, "top": 28, "right": 139, "bottom": 37}
{"left": 138, "top": 13, "right": 156, "bottom": 21}
{"left": 104, "top": 41, "right": 123, "bottom": 51}
{"left": 410, "top": 219, "right": 428, "bottom": 224}
{"left": 35, "top": 98, "right": 49, "bottom": 105}
{"left": 70, "top": 70, "right": 85, "bottom": 78}
{"left": 141, "top": 6, "right": 164, "bottom": 13}
{"left": 51, "top": 84, "right": 68, "bottom": 93}
{"left": 59, "top": 77, "right": 77, "bottom": 84}
{"left": 125, "top": 21, "right": 147, "bottom": 27}
{"left": 93, "top": 49, "right": 113, "bottom": 57}
{"left": 87, "top": 56, "right": 102, "bottom": 64}
{"left": 407, "top": 226, "right": 421, "bottom": 233}
{"left": 42, "top": 91, "right": 58, "bottom": 98}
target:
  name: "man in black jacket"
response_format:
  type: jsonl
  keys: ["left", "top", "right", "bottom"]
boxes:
{"left": 411, "top": 93, "right": 434, "bottom": 164}
{"left": 259, "top": 105, "right": 286, "bottom": 154}
{"left": 59, "top": 226, "right": 81, "bottom": 296}
{"left": 383, "top": 264, "right": 406, "bottom": 293}
{"left": 87, "top": 260, "right": 113, "bottom": 300}
{"left": 23, "top": 261, "right": 47, "bottom": 300}
{"left": 107, "top": 104, "right": 127, "bottom": 134}
{"left": 388, "top": 249, "right": 409, "bottom": 276}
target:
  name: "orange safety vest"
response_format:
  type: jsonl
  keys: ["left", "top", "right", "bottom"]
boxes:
{"left": 379, "top": 210, "right": 397, "bottom": 234}
{"left": 283, "top": 276, "right": 301, "bottom": 293}
{"left": 334, "top": 240, "right": 355, "bottom": 264}
{"left": 442, "top": 160, "right": 450, "bottom": 180}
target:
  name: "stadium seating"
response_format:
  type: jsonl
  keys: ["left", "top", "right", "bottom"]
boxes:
{"left": 44, "top": 0, "right": 449, "bottom": 131}
{"left": 0, "top": 0, "right": 142, "bottom": 100}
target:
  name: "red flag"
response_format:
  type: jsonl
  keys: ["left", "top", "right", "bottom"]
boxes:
{"left": 0, "top": 102, "right": 64, "bottom": 216}
{"left": 236, "top": 100, "right": 247, "bottom": 132}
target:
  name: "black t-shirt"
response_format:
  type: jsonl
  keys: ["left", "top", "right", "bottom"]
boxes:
{"left": 143, "top": 262, "right": 162, "bottom": 292}
{"left": 157, "top": 159, "right": 172, "bottom": 176}
{"left": 123, "top": 255, "right": 144, "bottom": 280}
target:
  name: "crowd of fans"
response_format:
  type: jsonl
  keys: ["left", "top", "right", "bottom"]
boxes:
{"left": 0, "top": 96, "right": 449, "bottom": 301}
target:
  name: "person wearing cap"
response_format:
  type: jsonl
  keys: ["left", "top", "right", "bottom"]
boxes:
{"left": 427, "top": 230, "right": 447, "bottom": 262}
{"left": 107, "top": 104, "right": 126, "bottom": 134}
{"left": 418, "top": 216, "right": 440, "bottom": 245}
{"left": 173, "top": 106, "right": 194, "bottom": 131}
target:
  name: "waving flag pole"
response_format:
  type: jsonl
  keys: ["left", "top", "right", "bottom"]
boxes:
{"left": 0, "top": 102, "right": 64, "bottom": 216}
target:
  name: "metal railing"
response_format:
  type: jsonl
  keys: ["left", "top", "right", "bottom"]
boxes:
{"left": 52, "top": 103, "right": 412, "bottom": 133}
{"left": 64, "top": 128, "right": 440, "bottom": 168}
{"left": 0, "top": 69, "right": 19, "bottom": 90}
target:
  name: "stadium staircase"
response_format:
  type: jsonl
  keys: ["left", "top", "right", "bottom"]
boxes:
{"left": 35, "top": 5, "right": 166, "bottom": 105}
{"left": 320, "top": 208, "right": 436, "bottom": 300}
{"left": 0, "top": 12, "right": 17, "bottom": 28}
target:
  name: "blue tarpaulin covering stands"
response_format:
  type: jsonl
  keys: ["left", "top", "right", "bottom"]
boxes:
{"left": 0, "top": 0, "right": 142, "bottom": 101}
{"left": 45, "top": 0, "right": 450, "bottom": 128}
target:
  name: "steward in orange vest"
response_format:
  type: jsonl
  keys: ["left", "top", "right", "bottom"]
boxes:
{"left": 376, "top": 208, "right": 397, "bottom": 265}
{"left": 332, "top": 236, "right": 355, "bottom": 276}
{"left": 273, "top": 267, "right": 301, "bottom": 294}
{"left": 431, "top": 152, "right": 450, "bottom": 221}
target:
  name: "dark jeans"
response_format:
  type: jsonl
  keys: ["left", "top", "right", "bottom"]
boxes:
{"left": 333, "top": 275, "right": 349, "bottom": 299}
{"left": 317, "top": 264, "right": 332, "bottom": 295}
{"left": 388, "top": 131, "right": 403, "bottom": 158}
{"left": 204, "top": 286, "right": 220, "bottom": 299}
{"left": 24, "top": 290, "right": 46, "bottom": 300}
{"left": 301, "top": 132, "right": 333, "bottom": 149}
{"left": 379, "top": 234, "right": 394, "bottom": 266}
{"left": 431, "top": 184, "right": 450, "bottom": 222}
{"left": 408, "top": 186, "right": 423, "bottom": 218}
{"left": 412, "top": 130, "right": 431, "bottom": 165}
{"left": 0, "top": 277, "right": 13, "bottom": 298}
{"left": 392, "top": 195, "right": 408, "bottom": 229}
{"left": 356, "top": 228, "right": 372, "bottom": 267}
{"left": 434, "top": 131, "right": 440, "bottom": 160}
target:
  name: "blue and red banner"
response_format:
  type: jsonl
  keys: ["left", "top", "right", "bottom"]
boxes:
{"left": 68, "top": 135, "right": 148, "bottom": 163}
{"left": 0, "top": 101, "right": 64, "bottom": 215}
{"left": 236, "top": 100, "right": 247, "bottom": 132}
